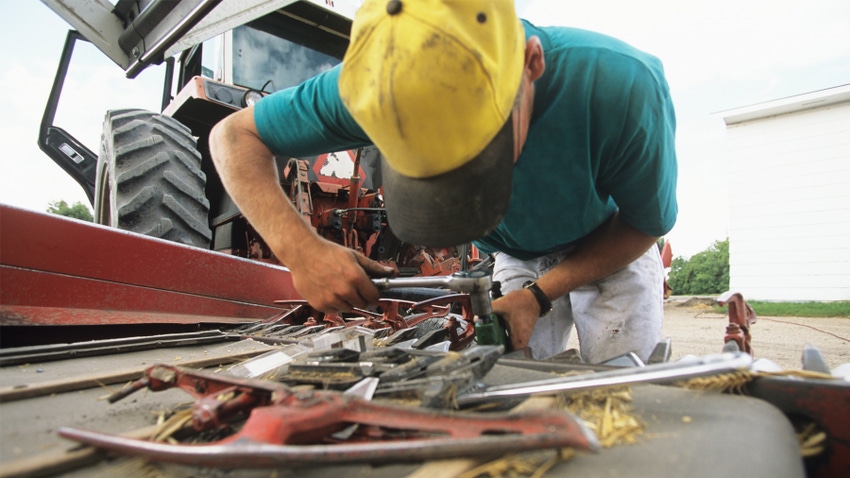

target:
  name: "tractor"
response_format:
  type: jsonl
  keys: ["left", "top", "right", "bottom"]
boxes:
{"left": 39, "top": 0, "right": 468, "bottom": 275}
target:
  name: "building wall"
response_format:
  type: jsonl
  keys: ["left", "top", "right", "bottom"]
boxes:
{"left": 724, "top": 98, "right": 850, "bottom": 301}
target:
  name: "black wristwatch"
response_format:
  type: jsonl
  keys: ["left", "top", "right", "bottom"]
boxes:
{"left": 523, "top": 281, "right": 552, "bottom": 317}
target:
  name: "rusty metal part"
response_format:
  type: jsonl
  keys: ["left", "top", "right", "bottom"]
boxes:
{"left": 661, "top": 242, "right": 673, "bottom": 298}
{"left": 59, "top": 405, "right": 596, "bottom": 468}
{"left": 283, "top": 149, "right": 476, "bottom": 277}
{"left": 375, "top": 346, "right": 503, "bottom": 408}
{"left": 745, "top": 373, "right": 850, "bottom": 478}
{"left": 410, "top": 293, "right": 477, "bottom": 348}
{"left": 717, "top": 291, "right": 757, "bottom": 355}
{"left": 288, "top": 158, "right": 314, "bottom": 220}
{"left": 371, "top": 275, "right": 488, "bottom": 350}
{"left": 107, "top": 377, "right": 152, "bottom": 404}
{"left": 263, "top": 297, "right": 476, "bottom": 351}
{"left": 279, "top": 346, "right": 502, "bottom": 400}
{"left": 63, "top": 364, "right": 598, "bottom": 468}
{"left": 346, "top": 148, "right": 363, "bottom": 224}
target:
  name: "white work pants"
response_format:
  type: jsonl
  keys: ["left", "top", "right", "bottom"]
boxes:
{"left": 492, "top": 245, "right": 664, "bottom": 363}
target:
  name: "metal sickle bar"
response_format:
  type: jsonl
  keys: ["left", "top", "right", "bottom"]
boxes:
{"left": 59, "top": 409, "right": 598, "bottom": 468}
{"left": 61, "top": 372, "right": 599, "bottom": 468}
{"left": 457, "top": 352, "right": 754, "bottom": 407}
{"left": 107, "top": 364, "right": 290, "bottom": 429}
{"left": 109, "top": 364, "right": 285, "bottom": 401}
{"left": 81, "top": 363, "right": 599, "bottom": 468}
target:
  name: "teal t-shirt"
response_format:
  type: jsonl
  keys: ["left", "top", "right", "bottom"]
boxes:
{"left": 254, "top": 20, "right": 678, "bottom": 260}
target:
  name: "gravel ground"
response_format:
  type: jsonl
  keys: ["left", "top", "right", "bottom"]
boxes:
{"left": 567, "top": 296, "right": 850, "bottom": 371}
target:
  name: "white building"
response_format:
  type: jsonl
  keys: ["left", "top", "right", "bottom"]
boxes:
{"left": 719, "top": 84, "right": 850, "bottom": 302}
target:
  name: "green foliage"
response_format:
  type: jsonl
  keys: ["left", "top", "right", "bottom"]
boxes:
{"left": 747, "top": 301, "right": 850, "bottom": 318}
{"left": 668, "top": 239, "right": 729, "bottom": 295}
{"left": 47, "top": 200, "right": 93, "bottom": 222}
{"left": 713, "top": 301, "right": 850, "bottom": 318}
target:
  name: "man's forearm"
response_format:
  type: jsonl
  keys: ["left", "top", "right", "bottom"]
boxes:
{"left": 535, "top": 212, "right": 659, "bottom": 302}
{"left": 208, "top": 108, "right": 317, "bottom": 268}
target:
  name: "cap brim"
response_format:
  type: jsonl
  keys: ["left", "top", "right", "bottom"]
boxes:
{"left": 381, "top": 116, "right": 514, "bottom": 247}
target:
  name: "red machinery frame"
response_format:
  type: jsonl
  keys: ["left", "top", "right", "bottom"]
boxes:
{"left": 0, "top": 204, "right": 295, "bottom": 327}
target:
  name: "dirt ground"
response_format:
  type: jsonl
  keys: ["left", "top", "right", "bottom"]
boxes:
{"left": 567, "top": 296, "right": 850, "bottom": 370}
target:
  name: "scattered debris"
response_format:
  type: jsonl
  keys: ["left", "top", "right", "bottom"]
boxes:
{"left": 558, "top": 387, "right": 645, "bottom": 448}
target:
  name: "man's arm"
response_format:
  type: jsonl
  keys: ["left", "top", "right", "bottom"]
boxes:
{"left": 492, "top": 212, "right": 658, "bottom": 350}
{"left": 209, "top": 107, "right": 392, "bottom": 314}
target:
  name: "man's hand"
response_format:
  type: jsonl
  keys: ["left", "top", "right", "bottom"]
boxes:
{"left": 491, "top": 288, "right": 541, "bottom": 351}
{"left": 490, "top": 213, "right": 660, "bottom": 353}
{"left": 286, "top": 236, "right": 394, "bottom": 314}
{"left": 209, "top": 108, "right": 393, "bottom": 315}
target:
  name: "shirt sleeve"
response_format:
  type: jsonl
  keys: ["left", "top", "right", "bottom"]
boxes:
{"left": 253, "top": 64, "right": 372, "bottom": 157}
{"left": 594, "top": 54, "right": 678, "bottom": 237}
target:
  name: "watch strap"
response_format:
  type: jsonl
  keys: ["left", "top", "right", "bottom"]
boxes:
{"left": 523, "top": 281, "right": 552, "bottom": 317}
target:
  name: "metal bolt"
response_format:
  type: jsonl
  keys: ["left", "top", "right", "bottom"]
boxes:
{"left": 131, "top": 47, "right": 140, "bottom": 58}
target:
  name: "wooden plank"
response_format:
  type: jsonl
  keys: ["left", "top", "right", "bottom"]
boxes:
{"left": 0, "top": 348, "right": 267, "bottom": 403}
{"left": 0, "top": 425, "right": 159, "bottom": 478}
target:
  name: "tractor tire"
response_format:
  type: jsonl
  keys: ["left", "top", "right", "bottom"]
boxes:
{"left": 95, "top": 109, "right": 212, "bottom": 248}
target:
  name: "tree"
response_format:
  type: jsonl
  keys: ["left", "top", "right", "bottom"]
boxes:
{"left": 47, "top": 200, "right": 93, "bottom": 222}
{"left": 667, "top": 239, "right": 729, "bottom": 295}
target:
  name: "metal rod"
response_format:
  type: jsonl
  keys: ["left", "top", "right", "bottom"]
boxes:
{"left": 0, "top": 331, "right": 236, "bottom": 366}
{"left": 373, "top": 276, "right": 455, "bottom": 290}
{"left": 457, "top": 352, "right": 753, "bottom": 406}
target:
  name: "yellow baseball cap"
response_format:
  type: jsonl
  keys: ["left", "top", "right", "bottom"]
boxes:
{"left": 339, "top": 0, "right": 525, "bottom": 247}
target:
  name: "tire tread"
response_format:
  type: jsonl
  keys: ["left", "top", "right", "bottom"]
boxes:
{"left": 97, "top": 109, "right": 211, "bottom": 247}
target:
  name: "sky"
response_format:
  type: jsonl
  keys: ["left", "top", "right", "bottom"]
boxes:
{"left": 1, "top": 0, "right": 849, "bottom": 259}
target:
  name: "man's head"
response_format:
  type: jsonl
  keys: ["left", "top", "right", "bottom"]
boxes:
{"left": 339, "top": 0, "right": 525, "bottom": 247}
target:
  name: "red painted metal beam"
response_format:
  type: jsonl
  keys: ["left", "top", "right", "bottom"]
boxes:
{"left": 0, "top": 204, "right": 298, "bottom": 326}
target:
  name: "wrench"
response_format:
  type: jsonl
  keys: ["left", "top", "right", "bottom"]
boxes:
{"left": 373, "top": 270, "right": 508, "bottom": 346}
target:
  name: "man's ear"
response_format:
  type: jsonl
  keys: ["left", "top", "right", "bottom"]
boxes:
{"left": 524, "top": 36, "right": 545, "bottom": 82}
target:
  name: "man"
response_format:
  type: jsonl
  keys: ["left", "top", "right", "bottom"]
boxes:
{"left": 209, "top": 0, "right": 677, "bottom": 363}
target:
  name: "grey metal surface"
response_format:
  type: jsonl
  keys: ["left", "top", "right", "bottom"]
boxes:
{"left": 0, "top": 345, "right": 805, "bottom": 477}
{"left": 41, "top": 0, "right": 129, "bottom": 68}
{"left": 44, "top": 382, "right": 806, "bottom": 478}
{"left": 41, "top": 0, "right": 356, "bottom": 76}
